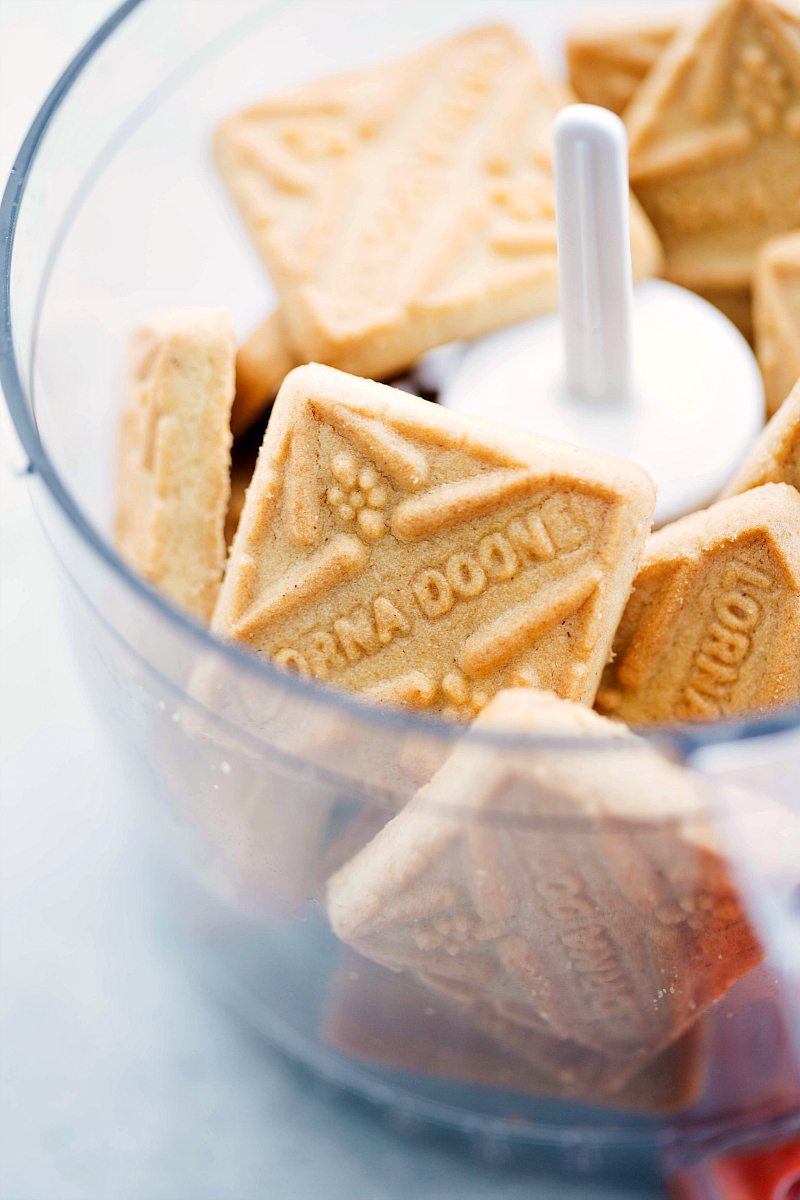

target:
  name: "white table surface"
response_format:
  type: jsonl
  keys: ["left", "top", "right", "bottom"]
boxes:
{"left": 0, "top": 4, "right": 669, "bottom": 1197}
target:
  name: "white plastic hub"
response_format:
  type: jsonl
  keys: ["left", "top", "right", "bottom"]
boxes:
{"left": 441, "top": 105, "right": 764, "bottom": 526}
{"left": 443, "top": 279, "right": 763, "bottom": 525}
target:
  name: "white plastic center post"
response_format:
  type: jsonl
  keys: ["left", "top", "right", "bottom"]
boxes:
{"left": 441, "top": 105, "right": 764, "bottom": 525}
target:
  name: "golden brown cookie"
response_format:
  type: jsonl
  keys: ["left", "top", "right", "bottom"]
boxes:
{"left": 212, "top": 364, "right": 655, "bottom": 716}
{"left": 567, "top": 9, "right": 686, "bottom": 115}
{"left": 326, "top": 688, "right": 762, "bottom": 1076}
{"left": 754, "top": 230, "right": 800, "bottom": 415}
{"left": 325, "top": 952, "right": 707, "bottom": 1110}
{"left": 723, "top": 378, "right": 800, "bottom": 494}
{"left": 626, "top": 0, "right": 800, "bottom": 309}
{"left": 598, "top": 483, "right": 800, "bottom": 723}
{"left": 116, "top": 308, "right": 235, "bottom": 621}
{"left": 215, "top": 25, "right": 663, "bottom": 432}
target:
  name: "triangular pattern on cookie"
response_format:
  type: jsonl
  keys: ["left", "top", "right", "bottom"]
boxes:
{"left": 215, "top": 25, "right": 663, "bottom": 395}
{"left": 567, "top": 9, "right": 687, "bottom": 115}
{"left": 626, "top": 0, "right": 800, "bottom": 295}
{"left": 213, "top": 365, "right": 655, "bottom": 717}
{"left": 597, "top": 483, "right": 800, "bottom": 723}
{"left": 327, "top": 689, "right": 770, "bottom": 1076}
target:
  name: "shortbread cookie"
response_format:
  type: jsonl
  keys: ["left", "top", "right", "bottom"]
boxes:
{"left": 598, "top": 483, "right": 800, "bottom": 723}
{"left": 327, "top": 689, "right": 762, "bottom": 1074}
{"left": 325, "top": 952, "right": 707, "bottom": 1110}
{"left": 626, "top": 0, "right": 800, "bottom": 307}
{"left": 213, "top": 365, "right": 655, "bottom": 717}
{"left": 723, "top": 379, "right": 800, "bottom": 495}
{"left": 116, "top": 308, "right": 235, "bottom": 621}
{"left": 754, "top": 231, "right": 800, "bottom": 415}
{"left": 567, "top": 10, "right": 685, "bottom": 115}
{"left": 215, "top": 25, "right": 663, "bottom": 431}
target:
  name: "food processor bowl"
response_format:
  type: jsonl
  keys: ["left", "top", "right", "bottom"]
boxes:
{"left": 2, "top": 0, "right": 799, "bottom": 1188}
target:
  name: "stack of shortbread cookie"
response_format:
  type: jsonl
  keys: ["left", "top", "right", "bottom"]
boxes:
{"left": 115, "top": 4, "right": 800, "bottom": 1109}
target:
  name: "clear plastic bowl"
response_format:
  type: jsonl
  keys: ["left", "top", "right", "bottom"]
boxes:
{"left": 2, "top": 0, "right": 799, "bottom": 1188}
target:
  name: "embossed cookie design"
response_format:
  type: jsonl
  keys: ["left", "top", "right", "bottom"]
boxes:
{"left": 327, "top": 689, "right": 763, "bottom": 1079}
{"left": 116, "top": 308, "right": 235, "bottom": 621}
{"left": 724, "top": 378, "right": 800, "bottom": 495}
{"left": 598, "top": 483, "right": 800, "bottom": 723}
{"left": 626, "top": 0, "right": 800, "bottom": 313}
{"left": 212, "top": 365, "right": 655, "bottom": 716}
{"left": 215, "top": 24, "right": 663, "bottom": 433}
{"left": 754, "top": 230, "right": 800, "bottom": 415}
{"left": 325, "top": 951, "right": 707, "bottom": 1108}
{"left": 567, "top": 9, "right": 686, "bottom": 116}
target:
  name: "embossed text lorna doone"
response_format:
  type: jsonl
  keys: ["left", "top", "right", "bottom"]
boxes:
{"left": 682, "top": 559, "right": 774, "bottom": 718}
{"left": 274, "top": 497, "right": 587, "bottom": 681}
{"left": 534, "top": 874, "right": 646, "bottom": 1039}
{"left": 342, "top": 38, "right": 512, "bottom": 301}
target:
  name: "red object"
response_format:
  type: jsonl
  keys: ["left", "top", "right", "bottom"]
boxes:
{"left": 668, "top": 1140, "right": 800, "bottom": 1200}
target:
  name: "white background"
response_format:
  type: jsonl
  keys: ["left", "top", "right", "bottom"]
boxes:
{"left": 0, "top": 3, "right": 673, "bottom": 1197}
